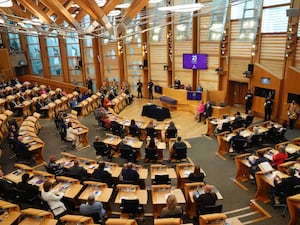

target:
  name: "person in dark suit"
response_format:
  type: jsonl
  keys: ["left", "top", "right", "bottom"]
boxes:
{"left": 137, "top": 79, "right": 143, "bottom": 98}
{"left": 248, "top": 151, "right": 269, "bottom": 182}
{"left": 10, "top": 98, "right": 22, "bottom": 117}
{"left": 264, "top": 97, "right": 273, "bottom": 121}
{"left": 19, "top": 93, "right": 26, "bottom": 103}
{"left": 193, "top": 184, "right": 217, "bottom": 215}
{"left": 203, "top": 100, "right": 213, "bottom": 124}
{"left": 244, "top": 90, "right": 253, "bottom": 114}
{"left": 188, "top": 166, "right": 205, "bottom": 183}
{"left": 14, "top": 136, "right": 32, "bottom": 162}
{"left": 148, "top": 80, "right": 154, "bottom": 99}
{"left": 0, "top": 169, "right": 15, "bottom": 199}
{"left": 271, "top": 168, "right": 300, "bottom": 205}
{"left": 67, "top": 159, "right": 87, "bottom": 181}
{"left": 16, "top": 173, "right": 39, "bottom": 201}
{"left": 121, "top": 162, "right": 139, "bottom": 183}
{"left": 129, "top": 119, "right": 141, "bottom": 138}
{"left": 174, "top": 77, "right": 181, "bottom": 89}
{"left": 92, "top": 162, "right": 113, "bottom": 187}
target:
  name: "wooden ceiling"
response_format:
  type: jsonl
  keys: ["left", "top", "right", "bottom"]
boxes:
{"left": 0, "top": 0, "right": 149, "bottom": 37}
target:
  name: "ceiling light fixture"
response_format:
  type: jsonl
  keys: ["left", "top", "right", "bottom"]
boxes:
{"left": 149, "top": 0, "right": 162, "bottom": 3}
{"left": 95, "top": 0, "right": 106, "bottom": 7}
{"left": 116, "top": 3, "right": 131, "bottom": 9}
{"left": 0, "top": 0, "right": 12, "bottom": 7}
{"left": 108, "top": 10, "right": 121, "bottom": 17}
{"left": 158, "top": 3, "right": 204, "bottom": 12}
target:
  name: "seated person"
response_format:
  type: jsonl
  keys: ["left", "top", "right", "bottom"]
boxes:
{"left": 231, "top": 111, "right": 244, "bottom": 129}
{"left": 92, "top": 162, "right": 113, "bottom": 187}
{"left": 14, "top": 136, "right": 32, "bottom": 162}
{"left": 188, "top": 166, "right": 205, "bottom": 183}
{"left": 247, "top": 126, "right": 262, "bottom": 147}
{"left": 10, "top": 98, "right": 22, "bottom": 117}
{"left": 165, "top": 121, "right": 177, "bottom": 139}
{"left": 70, "top": 97, "right": 78, "bottom": 109}
{"left": 79, "top": 194, "right": 106, "bottom": 219}
{"left": 146, "top": 120, "right": 157, "bottom": 138}
{"left": 244, "top": 110, "right": 254, "bottom": 127}
{"left": 121, "top": 162, "right": 139, "bottom": 184}
{"left": 147, "top": 137, "right": 158, "bottom": 149}
{"left": 193, "top": 184, "right": 217, "bottom": 215}
{"left": 248, "top": 151, "right": 269, "bottom": 182}
{"left": 41, "top": 181, "right": 67, "bottom": 217}
{"left": 67, "top": 159, "right": 87, "bottom": 181}
{"left": 0, "top": 169, "right": 16, "bottom": 199}
{"left": 47, "top": 155, "right": 66, "bottom": 176}
{"left": 129, "top": 119, "right": 141, "bottom": 137}
{"left": 230, "top": 131, "right": 248, "bottom": 153}
{"left": 160, "top": 194, "right": 183, "bottom": 218}
{"left": 172, "top": 136, "right": 187, "bottom": 160}
{"left": 271, "top": 168, "right": 300, "bottom": 205}
{"left": 272, "top": 145, "right": 288, "bottom": 168}
{"left": 215, "top": 115, "right": 229, "bottom": 134}
{"left": 65, "top": 122, "right": 80, "bottom": 148}
{"left": 16, "top": 173, "right": 39, "bottom": 201}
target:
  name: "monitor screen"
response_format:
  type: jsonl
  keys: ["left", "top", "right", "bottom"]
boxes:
{"left": 154, "top": 85, "right": 162, "bottom": 94}
{"left": 183, "top": 54, "right": 208, "bottom": 70}
{"left": 187, "top": 91, "right": 202, "bottom": 100}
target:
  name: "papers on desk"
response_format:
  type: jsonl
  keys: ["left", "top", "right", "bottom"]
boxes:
{"left": 93, "top": 190, "right": 101, "bottom": 196}
{"left": 88, "top": 165, "right": 96, "bottom": 169}
{"left": 184, "top": 171, "right": 193, "bottom": 176}
{"left": 124, "top": 139, "right": 134, "bottom": 145}
{"left": 23, "top": 136, "right": 32, "bottom": 141}
{"left": 64, "top": 162, "right": 72, "bottom": 167}
{"left": 259, "top": 161, "right": 274, "bottom": 174}
{"left": 62, "top": 183, "right": 71, "bottom": 190}
{"left": 104, "top": 167, "right": 111, "bottom": 172}
{"left": 29, "top": 177, "right": 44, "bottom": 185}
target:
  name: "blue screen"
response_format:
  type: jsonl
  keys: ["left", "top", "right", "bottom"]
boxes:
{"left": 183, "top": 54, "right": 208, "bottom": 70}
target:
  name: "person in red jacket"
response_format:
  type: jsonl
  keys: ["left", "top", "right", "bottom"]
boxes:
{"left": 272, "top": 144, "right": 288, "bottom": 168}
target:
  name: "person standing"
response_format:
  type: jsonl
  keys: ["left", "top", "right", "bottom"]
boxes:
{"left": 148, "top": 80, "right": 154, "bottom": 99}
{"left": 174, "top": 77, "right": 181, "bottom": 89}
{"left": 244, "top": 90, "right": 253, "bottom": 114}
{"left": 87, "top": 77, "right": 93, "bottom": 92}
{"left": 195, "top": 100, "right": 205, "bottom": 122}
{"left": 288, "top": 100, "right": 299, "bottom": 129}
{"left": 203, "top": 100, "right": 213, "bottom": 124}
{"left": 137, "top": 79, "right": 143, "bottom": 98}
{"left": 264, "top": 97, "right": 273, "bottom": 121}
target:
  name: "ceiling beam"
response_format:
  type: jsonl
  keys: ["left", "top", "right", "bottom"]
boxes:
{"left": 16, "top": 0, "right": 53, "bottom": 24}
{"left": 120, "top": 0, "right": 148, "bottom": 25}
{"left": 40, "top": 0, "right": 81, "bottom": 30}
{"left": 11, "top": 0, "right": 28, "bottom": 19}
{"left": 103, "top": 0, "right": 121, "bottom": 14}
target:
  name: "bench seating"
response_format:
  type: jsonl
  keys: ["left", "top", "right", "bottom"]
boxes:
{"left": 159, "top": 96, "right": 177, "bottom": 105}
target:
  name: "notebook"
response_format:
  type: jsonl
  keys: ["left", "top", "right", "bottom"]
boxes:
{"left": 258, "top": 161, "right": 275, "bottom": 174}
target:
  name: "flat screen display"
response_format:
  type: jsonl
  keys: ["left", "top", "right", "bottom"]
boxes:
{"left": 154, "top": 85, "right": 162, "bottom": 94}
{"left": 187, "top": 91, "right": 202, "bottom": 100}
{"left": 183, "top": 54, "right": 208, "bottom": 70}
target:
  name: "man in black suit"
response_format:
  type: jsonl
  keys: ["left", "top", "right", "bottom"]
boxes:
{"left": 121, "top": 162, "right": 139, "bottom": 184}
{"left": 16, "top": 173, "right": 39, "bottom": 202}
{"left": 10, "top": 98, "right": 22, "bottom": 117}
{"left": 244, "top": 90, "right": 253, "bottom": 114}
{"left": 67, "top": 159, "right": 87, "bottom": 181}
{"left": 148, "top": 80, "right": 154, "bottom": 99}
{"left": 92, "top": 162, "right": 113, "bottom": 187}
{"left": 193, "top": 184, "right": 217, "bottom": 215}
{"left": 137, "top": 79, "right": 143, "bottom": 98}
{"left": 14, "top": 136, "right": 32, "bottom": 162}
{"left": 271, "top": 168, "right": 300, "bottom": 205}
{"left": 203, "top": 100, "right": 213, "bottom": 124}
{"left": 0, "top": 169, "right": 15, "bottom": 199}
{"left": 264, "top": 97, "right": 273, "bottom": 121}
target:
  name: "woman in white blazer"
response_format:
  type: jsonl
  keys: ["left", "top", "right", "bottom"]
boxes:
{"left": 41, "top": 181, "right": 67, "bottom": 217}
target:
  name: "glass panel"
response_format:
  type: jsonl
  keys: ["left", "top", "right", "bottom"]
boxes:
{"left": 263, "top": 0, "right": 290, "bottom": 7}
{"left": 27, "top": 36, "right": 39, "bottom": 44}
{"left": 70, "top": 69, "right": 81, "bottom": 75}
{"left": 261, "top": 6, "right": 289, "bottom": 33}
{"left": 46, "top": 37, "right": 59, "bottom": 46}
{"left": 50, "top": 66, "right": 62, "bottom": 75}
{"left": 8, "top": 33, "right": 21, "bottom": 52}
{"left": 31, "top": 60, "right": 43, "bottom": 74}
{"left": 46, "top": 34, "right": 62, "bottom": 76}
{"left": 66, "top": 44, "right": 80, "bottom": 57}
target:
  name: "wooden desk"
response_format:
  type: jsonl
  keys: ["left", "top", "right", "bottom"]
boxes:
{"left": 19, "top": 208, "right": 56, "bottom": 225}
{"left": 169, "top": 140, "right": 191, "bottom": 160}
{"left": 115, "top": 184, "right": 148, "bottom": 205}
{"left": 255, "top": 170, "right": 289, "bottom": 203}
{"left": 151, "top": 185, "right": 186, "bottom": 218}
{"left": 79, "top": 181, "right": 113, "bottom": 203}
{"left": 53, "top": 176, "right": 83, "bottom": 199}
{"left": 0, "top": 210, "right": 21, "bottom": 224}
{"left": 28, "top": 170, "right": 56, "bottom": 190}
{"left": 151, "top": 167, "right": 177, "bottom": 180}
{"left": 103, "top": 134, "right": 122, "bottom": 152}
{"left": 212, "top": 106, "right": 231, "bottom": 118}
{"left": 154, "top": 218, "right": 181, "bottom": 225}
{"left": 104, "top": 162, "right": 122, "bottom": 178}
{"left": 59, "top": 214, "right": 93, "bottom": 225}
{"left": 4, "top": 164, "right": 34, "bottom": 183}
{"left": 105, "top": 218, "right": 138, "bottom": 225}
{"left": 123, "top": 136, "right": 143, "bottom": 159}
{"left": 19, "top": 217, "right": 57, "bottom": 225}
{"left": 234, "top": 153, "right": 252, "bottom": 183}
{"left": 287, "top": 193, "right": 300, "bottom": 225}
{"left": 285, "top": 143, "right": 300, "bottom": 155}
{"left": 73, "top": 124, "right": 89, "bottom": 150}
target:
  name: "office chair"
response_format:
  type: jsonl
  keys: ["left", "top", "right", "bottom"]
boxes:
{"left": 165, "top": 129, "right": 177, "bottom": 140}
{"left": 129, "top": 126, "right": 141, "bottom": 138}
{"left": 272, "top": 184, "right": 300, "bottom": 217}
{"left": 110, "top": 121, "right": 125, "bottom": 138}
{"left": 82, "top": 212, "right": 104, "bottom": 225}
{"left": 120, "top": 199, "right": 144, "bottom": 220}
{"left": 153, "top": 174, "right": 171, "bottom": 185}
{"left": 94, "top": 141, "right": 112, "bottom": 160}
{"left": 173, "top": 146, "right": 187, "bottom": 161}
{"left": 244, "top": 115, "right": 254, "bottom": 127}
{"left": 120, "top": 144, "right": 136, "bottom": 162}
{"left": 202, "top": 204, "right": 223, "bottom": 214}
{"left": 221, "top": 122, "right": 232, "bottom": 133}
{"left": 146, "top": 127, "right": 158, "bottom": 138}
{"left": 231, "top": 138, "right": 248, "bottom": 154}
{"left": 159, "top": 208, "right": 183, "bottom": 219}
{"left": 144, "top": 147, "right": 158, "bottom": 162}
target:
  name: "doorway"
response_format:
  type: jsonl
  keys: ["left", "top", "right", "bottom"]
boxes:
{"left": 228, "top": 81, "right": 249, "bottom": 106}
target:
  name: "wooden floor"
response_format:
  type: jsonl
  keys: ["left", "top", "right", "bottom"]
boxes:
{"left": 118, "top": 97, "right": 246, "bottom": 139}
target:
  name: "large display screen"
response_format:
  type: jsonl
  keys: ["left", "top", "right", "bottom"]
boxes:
{"left": 183, "top": 54, "right": 208, "bottom": 70}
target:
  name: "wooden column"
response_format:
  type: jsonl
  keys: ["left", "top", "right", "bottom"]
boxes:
{"left": 39, "top": 36, "right": 50, "bottom": 79}
{"left": 58, "top": 36, "right": 70, "bottom": 83}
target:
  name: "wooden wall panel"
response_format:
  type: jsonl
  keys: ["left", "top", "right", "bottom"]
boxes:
{"left": 150, "top": 44, "right": 168, "bottom": 86}
{"left": 174, "top": 41, "right": 192, "bottom": 86}
{"left": 259, "top": 35, "right": 286, "bottom": 79}
{"left": 250, "top": 64, "right": 281, "bottom": 119}
{"left": 230, "top": 21, "right": 252, "bottom": 57}
{"left": 149, "top": 44, "right": 167, "bottom": 64}
{"left": 102, "top": 43, "right": 119, "bottom": 82}
{"left": 229, "top": 57, "right": 250, "bottom": 82}
{"left": 294, "top": 39, "right": 300, "bottom": 69}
